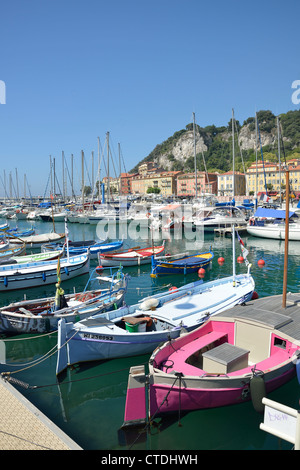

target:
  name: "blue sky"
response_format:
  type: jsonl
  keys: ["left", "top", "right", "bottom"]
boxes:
{"left": 0, "top": 0, "right": 299, "bottom": 197}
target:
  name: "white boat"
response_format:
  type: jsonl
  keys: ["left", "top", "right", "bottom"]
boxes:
{"left": 247, "top": 207, "right": 300, "bottom": 240}
{"left": 0, "top": 271, "right": 128, "bottom": 334}
{"left": 56, "top": 268, "right": 255, "bottom": 374}
{"left": 194, "top": 205, "right": 247, "bottom": 232}
{"left": 0, "top": 253, "right": 90, "bottom": 291}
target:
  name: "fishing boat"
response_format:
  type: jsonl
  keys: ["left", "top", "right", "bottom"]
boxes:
{"left": 56, "top": 267, "right": 255, "bottom": 375}
{"left": 41, "top": 239, "right": 124, "bottom": 259}
{"left": 0, "top": 252, "right": 90, "bottom": 291}
{"left": 137, "top": 293, "right": 300, "bottom": 419}
{"left": 11, "top": 232, "right": 65, "bottom": 249}
{"left": 247, "top": 207, "right": 300, "bottom": 240}
{"left": 0, "top": 240, "right": 27, "bottom": 263}
{"left": 0, "top": 270, "right": 128, "bottom": 334}
{"left": 98, "top": 243, "right": 165, "bottom": 267}
{"left": 150, "top": 249, "right": 214, "bottom": 277}
{"left": 4, "top": 227, "right": 35, "bottom": 238}
{"left": 5, "top": 248, "right": 64, "bottom": 265}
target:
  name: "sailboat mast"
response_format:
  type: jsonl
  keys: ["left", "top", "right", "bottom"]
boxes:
{"left": 232, "top": 108, "right": 236, "bottom": 283}
{"left": 282, "top": 170, "right": 289, "bottom": 308}
{"left": 255, "top": 112, "right": 258, "bottom": 208}
{"left": 107, "top": 132, "right": 110, "bottom": 202}
{"left": 277, "top": 116, "right": 282, "bottom": 206}
{"left": 81, "top": 150, "right": 84, "bottom": 211}
{"left": 193, "top": 112, "right": 198, "bottom": 199}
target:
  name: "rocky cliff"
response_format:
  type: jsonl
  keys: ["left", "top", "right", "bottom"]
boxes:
{"left": 130, "top": 109, "right": 300, "bottom": 174}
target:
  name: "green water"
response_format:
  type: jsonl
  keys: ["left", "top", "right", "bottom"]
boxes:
{"left": 0, "top": 218, "right": 300, "bottom": 450}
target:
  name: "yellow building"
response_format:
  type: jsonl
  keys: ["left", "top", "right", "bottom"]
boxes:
{"left": 131, "top": 171, "right": 182, "bottom": 196}
{"left": 217, "top": 171, "right": 246, "bottom": 196}
{"left": 246, "top": 159, "right": 300, "bottom": 195}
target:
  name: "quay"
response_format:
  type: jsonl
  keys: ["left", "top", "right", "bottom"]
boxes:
{"left": 0, "top": 375, "right": 81, "bottom": 450}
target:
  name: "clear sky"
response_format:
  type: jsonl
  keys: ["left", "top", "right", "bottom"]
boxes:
{"left": 0, "top": 0, "right": 299, "bottom": 197}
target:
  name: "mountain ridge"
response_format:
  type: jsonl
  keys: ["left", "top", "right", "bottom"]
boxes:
{"left": 130, "top": 109, "right": 300, "bottom": 175}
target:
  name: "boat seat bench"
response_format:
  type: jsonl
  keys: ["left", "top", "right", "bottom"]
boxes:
{"left": 164, "top": 330, "right": 228, "bottom": 375}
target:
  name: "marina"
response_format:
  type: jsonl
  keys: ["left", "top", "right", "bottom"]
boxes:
{"left": 0, "top": 217, "right": 299, "bottom": 450}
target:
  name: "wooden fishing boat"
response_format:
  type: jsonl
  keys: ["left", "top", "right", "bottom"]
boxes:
{"left": 8, "top": 248, "right": 64, "bottom": 264}
{"left": 135, "top": 293, "right": 300, "bottom": 419}
{"left": 56, "top": 269, "right": 255, "bottom": 375}
{"left": 0, "top": 241, "right": 27, "bottom": 263}
{"left": 0, "top": 253, "right": 90, "bottom": 291}
{"left": 98, "top": 244, "right": 165, "bottom": 267}
{"left": 42, "top": 239, "right": 123, "bottom": 259}
{"left": 11, "top": 232, "right": 65, "bottom": 249}
{"left": 0, "top": 271, "right": 128, "bottom": 334}
{"left": 150, "top": 249, "right": 214, "bottom": 277}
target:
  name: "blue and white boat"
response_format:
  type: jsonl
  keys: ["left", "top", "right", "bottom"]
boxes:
{"left": 56, "top": 267, "right": 255, "bottom": 374}
{"left": 150, "top": 249, "right": 214, "bottom": 277}
{"left": 0, "top": 253, "right": 90, "bottom": 291}
{"left": 247, "top": 207, "right": 300, "bottom": 240}
{"left": 42, "top": 239, "right": 124, "bottom": 259}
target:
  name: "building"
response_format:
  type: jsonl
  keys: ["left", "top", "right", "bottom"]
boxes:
{"left": 177, "top": 172, "right": 218, "bottom": 197}
{"left": 120, "top": 173, "right": 137, "bottom": 195}
{"left": 246, "top": 159, "right": 300, "bottom": 196}
{"left": 131, "top": 171, "right": 182, "bottom": 196}
{"left": 217, "top": 171, "right": 246, "bottom": 197}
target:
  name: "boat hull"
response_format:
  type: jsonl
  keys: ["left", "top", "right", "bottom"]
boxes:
{"left": 148, "top": 364, "right": 296, "bottom": 414}
{"left": 247, "top": 224, "right": 300, "bottom": 241}
{"left": 0, "top": 254, "right": 90, "bottom": 291}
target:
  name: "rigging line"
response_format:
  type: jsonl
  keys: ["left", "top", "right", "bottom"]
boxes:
{"left": 14, "top": 361, "right": 149, "bottom": 390}
{"left": 2, "top": 344, "right": 58, "bottom": 369}
{"left": 0, "top": 330, "right": 58, "bottom": 341}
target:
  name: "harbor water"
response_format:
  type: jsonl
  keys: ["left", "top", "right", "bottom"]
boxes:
{"left": 0, "top": 218, "right": 300, "bottom": 450}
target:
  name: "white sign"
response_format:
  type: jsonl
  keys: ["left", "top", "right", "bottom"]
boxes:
{"left": 260, "top": 397, "right": 300, "bottom": 447}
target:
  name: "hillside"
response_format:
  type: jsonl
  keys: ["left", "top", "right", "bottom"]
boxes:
{"left": 130, "top": 110, "right": 300, "bottom": 174}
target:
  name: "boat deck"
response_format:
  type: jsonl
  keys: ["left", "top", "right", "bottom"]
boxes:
{"left": 218, "top": 291, "right": 300, "bottom": 341}
{"left": 0, "top": 376, "right": 81, "bottom": 450}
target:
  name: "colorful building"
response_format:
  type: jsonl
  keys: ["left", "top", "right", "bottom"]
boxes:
{"left": 177, "top": 172, "right": 218, "bottom": 197}
{"left": 217, "top": 171, "right": 246, "bottom": 196}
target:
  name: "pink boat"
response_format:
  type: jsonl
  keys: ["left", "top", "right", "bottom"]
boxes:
{"left": 123, "top": 293, "right": 300, "bottom": 426}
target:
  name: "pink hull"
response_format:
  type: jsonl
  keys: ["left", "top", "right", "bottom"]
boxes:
{"left": 149, "top": 368, "right": 296, "bottom": 415}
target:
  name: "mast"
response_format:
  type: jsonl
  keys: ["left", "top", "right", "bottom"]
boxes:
{"left": 106, "top": 132, "right": 110, "bottom": 202}
{"left": 282, "top": 170, "right": 289, "bottom": 308}
{"left": 232, "top": 108, "right": 236, "bottom": 284}
{"left": 62, "top": 151, "right": 65, "bottom": 203}
{"left": 81, "top": 150, "right": 85, "bottom": 211}
{"left": 193, "top": 112, "right": 198, "bottom": 199}
{"left": 277, "top": 116, "right": 282, "bottom": 206}
{"left": 255, "top": 112, "right": 258, "bottom": 208}
{"left": 118, "top": 143, "right": 121, "bottom": 196}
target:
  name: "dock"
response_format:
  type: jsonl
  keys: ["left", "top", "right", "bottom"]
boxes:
{"left": 0, "top": 375, "right": 81, "bottom": 450}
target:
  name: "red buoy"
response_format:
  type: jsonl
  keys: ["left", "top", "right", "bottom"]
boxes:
{"left": 258, "top": 259, "right": 265, "bottom": 267}
{"left": 218, "top": 257, "right": 225, "bottom": 264}
{"left": 96, "top": 265, "right": 103, "bottom": 273}
{"left": 252, "top": 291, "right": 259, "bottom": 300}
{"left": 198, "top": 268, "right": 206, "bottom": 278}
{"left": 237, "top": 256, "right": 244, "bottom": 263}
{"left": 169, "top": 286, "right": 177, "bottom": 292}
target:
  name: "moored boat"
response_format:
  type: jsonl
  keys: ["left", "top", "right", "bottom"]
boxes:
{"left": 55, "top": 268, "right": 255, "bottom": 375}
{"left": 0, "top": 252, "right": 90, "bottom": 291}
{"left": 98, "top": 244, "right": 165, "bottom": 267}
{"left": 126, "top": 293, "right": 300, "bottom": 421}
{"left": 150, "top": 249, "right": 214, "bottom": 277}
{"left": 0, "top": 270, "right": 128, "bottom": 334}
